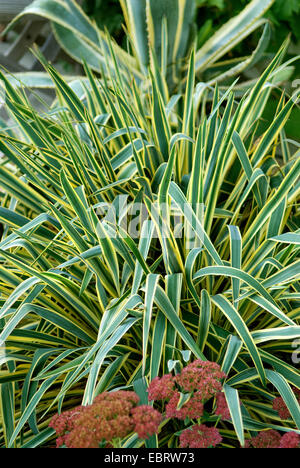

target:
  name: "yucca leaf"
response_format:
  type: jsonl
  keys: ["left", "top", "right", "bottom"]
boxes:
{"left": 150, "top": 311, "right": 166, "bottom": 381}
{"left": 211, "top": 295, "right": 266, "bottom": 385}
{"left": 95, "top": 354, "right": 130, "bottom": 395}
{"left": 83, "top": 317, "right": 139, "bottom": 405}
{"left": 165, "top": 273, "right": 183, "bottom": 364}
{"left": 0, "top": 383, "right": 15, "bottom": 447}
{"left": 132, "top": 221, "right": 155, "bottom": 295}
{"left": 270, "top": 233, "right": 300, "bottom": 245}
{"left": 251, "top": 327, "right": 300, "bottom": 344}
{"left": 154, "top": 286, "right": 205, "bottom": 360}
{"left": 221, "top": 335, "right": 243, "bottom": 376}
{"left": 265, "top": 370, "right": 300, "bottom": 429}
{"left": 196, "top": 289, "right": 211, "bottom": 353}
{"left": 169, "top": 182, "right": 223, "bottom": 265}
{"left": 195, "top": 0, "right": 274, "bottom": 73}
{"left": 20, "top": 428, "right": 55, "bottom": 449}
{"left": 223, "top": 384, "right": 245, "bottom": 447}
{"left": 194, "top": 266, "right": 271, "bottom": 305}
{"left": 228, "top": 226, "right": 242, "bottom": 308}
{"left": 143, "top": 274, "right": 160, "bottom": 376}
{"left": 0, "top": 304, "right": 95, "bottom": 346}
{"left": 8, "top": 375, "right": 57, "bottom": 448}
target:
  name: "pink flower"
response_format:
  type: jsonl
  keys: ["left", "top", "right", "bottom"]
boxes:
{"left": 179, "top": 424, "right": 222, "bottom": 448}
{"left": 280, "top": 432, "right": 300, "bottom": 449}
{"left": 165, "top": 392, "right": 181, "bottom": 418}
{"left": 215, "top": 392, "right": 231, "bottom": 420}
{"left": 65, "top": 397, "right": 137, "bottom": 448}
{"left": 175, "top": 360, "right": 226, "bottom": 400}
{"left": 55, "top": 436, "right": 65, "bottom": 448}
{"left": 273, "top": 388, "right": 300, "bottom": 421}
{"left": 273, "top": 397, "right": 291, "bottom": 420}
{"left": 242, "top": 440, "right": 251, "bottom": 448}
{"left": 165, "top": 391, "right": 204, "bottom": 420}
{"left": 176, "top": 392, "right": 204, "bottom": 420}
{"left": 250, "top": 430, "right": 281, "bottom": 449}
{"left": 50, "top": 391, "right": 142, "bottom": 448}
{"left": 93, "top": 390, "right": 140, "bottom": 406}
{"left": 49, "top": 406, "right": 85, "bottom": 447}
{"left": 147, "top": 374, "right": 176, "bottom": 401}
{"left": 131, "top": 405, "right": 162, "bottom": 439}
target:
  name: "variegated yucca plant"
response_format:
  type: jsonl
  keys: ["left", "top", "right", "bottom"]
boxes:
{"left": 0, "top": 41, "right": 299, "bottom": 448}
{"left": 5, "top": 0, "right": 275, "bottom": 94}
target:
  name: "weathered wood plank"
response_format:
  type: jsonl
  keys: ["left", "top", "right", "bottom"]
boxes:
{"left": 4, "top": 20, "right": 45, "bottom": 61}
{"left": 0, "top": 54, "right": 23, "bottom": 71}
{"left": 0, "top": 1, "right": 32, "bottom": 23}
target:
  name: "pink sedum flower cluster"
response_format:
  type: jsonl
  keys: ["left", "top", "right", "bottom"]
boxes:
{"left": 179, "top": 424, "right": 222, "bottom": 448}
{"left": 148, "top": 360, "right": 226, "bottom": 421}
{"left": 273, "top": 388, "right": 300, "bottom": 420}
{"left": 49, "top": 391, "right": 161, "bottom": 448}
{"left": 215, "top": 392, "right": 231, "bottom": 421}
{"left": 279, "top": 432, "right": 300, "bottom": 449}
{"left": 175, "top": 360, "right": 226, "bottom": 398}
{"left": 165, "top": 392, "right": 204, "bottom": 420}
{"left": 49, "top": 406, "right": 85, "bottom": 447}
{"left": 131, "top": 405, "right": 162, "bottom": 440}
{"left": 250, "top": 430, "right": 282, "bottom": 448}
{"left": 245, "top": 430, "right": 300, "bottom": 449}
{"left": 147, "top": 374, "right": 176, "bottom": 401}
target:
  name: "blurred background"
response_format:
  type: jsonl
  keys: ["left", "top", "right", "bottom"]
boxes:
{"left": 1, "top": 0, "right": 300, "bottom": 138}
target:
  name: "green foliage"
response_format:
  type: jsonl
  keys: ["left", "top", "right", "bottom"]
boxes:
{"left": 80, "top": 0, "right": 300, "bottom": 52}
{"left": 195, "top": 0, "right": 300, "bottom": 46}
{"left": 4, "top": 0, "right": 275, "bottom": 93}
{"left": 270, "top": 0, "right": 300, "bottom": 43}
{"left": 274, "top": 0, "right": 300, "bottom": 18}
{"left": 82, "top": 0, "right": 124, "bottom": 39}
{"left": 196, "top": 0, "right": 225, "bottom": 8}
{"left": 0, "top": 42, "right": 299, "bottom": 448}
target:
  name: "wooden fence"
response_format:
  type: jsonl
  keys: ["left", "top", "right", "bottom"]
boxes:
{"left": 0, "top": 0, "right": 59, "bottom": 72}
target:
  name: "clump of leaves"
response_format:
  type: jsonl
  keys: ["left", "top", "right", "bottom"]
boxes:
{"left": 4, "top": 0, "right": 275, "bottom": 93}
{"left": 0, "top": 43, "right": 299, "bottom": 448}
{"left": 196, "top": 0, "right": 300, "bottom": 48}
